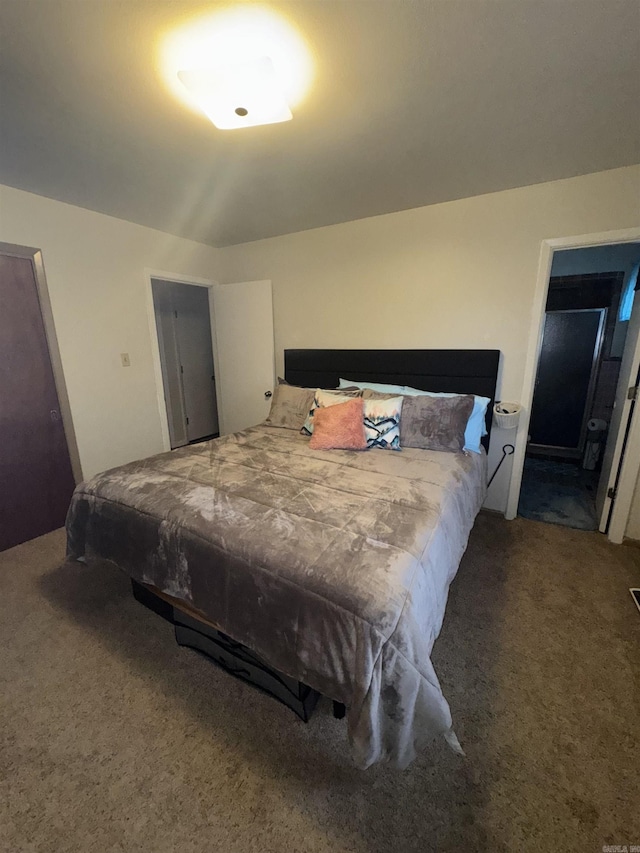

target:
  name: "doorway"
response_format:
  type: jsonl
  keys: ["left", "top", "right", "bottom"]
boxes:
{"left": 0, "top": 244, "right": 80, "bottom": 551}
{"left": 151, "top": 279, "right": 219, "bottom": 449}
{"left": 518, "top": 243, "right": 640, "bottom": 532}
{"left": 147, "top": 275, "right": 275, "bottom": 448}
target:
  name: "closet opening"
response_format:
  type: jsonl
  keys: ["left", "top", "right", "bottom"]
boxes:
{"left": 151, "top": 278, "right": 219, "bottom": 449}
{"left": 518, "top": 243, "right": 640, "bottom": 532}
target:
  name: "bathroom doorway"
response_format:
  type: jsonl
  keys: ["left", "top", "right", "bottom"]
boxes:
{"left": 518, "top": 243, "right": 640, "bottom": 530}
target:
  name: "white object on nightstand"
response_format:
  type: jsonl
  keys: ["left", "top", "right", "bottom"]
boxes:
{"left": 493, "top": 401, "right": 521, "bottom": 430}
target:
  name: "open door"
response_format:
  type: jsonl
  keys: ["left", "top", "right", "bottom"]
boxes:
{"left": 211, "top": 280, "right": 275, "bottom": 435}
{"left": 596, "top": 293, "right": 640, "bottom": 532}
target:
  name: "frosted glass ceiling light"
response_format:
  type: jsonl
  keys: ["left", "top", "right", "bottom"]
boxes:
{"left": 160, "top": 7, "right": 313, "bottom": 127}
{"left": 178, "top": 56, "right": 292, "bottom": 130}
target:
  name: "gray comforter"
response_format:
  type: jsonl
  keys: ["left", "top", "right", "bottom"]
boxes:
{"left": 66, "top": 425, "right": 486, "bottom": 769}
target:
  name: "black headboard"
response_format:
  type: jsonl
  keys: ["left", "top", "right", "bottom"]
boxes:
{"left": 284, "top": 348, "right": 500, "bottom": 450}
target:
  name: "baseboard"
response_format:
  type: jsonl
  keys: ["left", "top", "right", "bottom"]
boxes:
{"left": 479, "top": 506, "right": 506, "bottom": 518}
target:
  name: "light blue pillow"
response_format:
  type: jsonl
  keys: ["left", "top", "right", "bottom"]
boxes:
{"left": 403, "top": 385, "right": 490, "bottom": 453}
{"left": 339, "top": 378, "right": 406, "bottom": 395}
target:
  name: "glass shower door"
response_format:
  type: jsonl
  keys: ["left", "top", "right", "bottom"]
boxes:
{"left": 528, "top": 308, "right": 606, "bottom": 456}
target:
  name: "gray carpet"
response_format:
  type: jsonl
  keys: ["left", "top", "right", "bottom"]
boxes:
{"left": 1, "top": 514, "right": 638, "bottom": 853}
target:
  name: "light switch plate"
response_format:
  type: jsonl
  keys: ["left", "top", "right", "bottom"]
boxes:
{"left": 121, "top": 353, "right": 131, "bottom": 367}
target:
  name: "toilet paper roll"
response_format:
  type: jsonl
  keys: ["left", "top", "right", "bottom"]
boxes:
{"left": 587, "top": 418, "right": 607, "bottom": 432}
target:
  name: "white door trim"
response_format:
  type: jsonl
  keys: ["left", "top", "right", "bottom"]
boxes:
{"left": 506, "top": 226, "right": 640, "bottom": 545}
{"left": 144, "top": 269, "right": 221, "bottom": 452}
{"left": 607, "top": 381, "right": 640, "bottom": 542}
{"left": 596, "top": 292, "right": 640, "bottom": 532}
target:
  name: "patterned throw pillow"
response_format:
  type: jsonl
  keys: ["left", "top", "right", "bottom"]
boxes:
{"left": 309, "top": 398, "right": 367, "bottom": 450}
{"left": 265, "top": 383, "right": 316, "bottom": 430}
{"left": 401, "top": 394, "right": 474, "bottom": 452}
{"left": 301, "top": 388, "right": 362, "bottom": 435}
{"left": 363, "top": 396, "right": 403, "bottom": 450}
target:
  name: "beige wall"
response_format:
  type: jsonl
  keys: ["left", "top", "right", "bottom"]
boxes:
{"left": 0, "top": 184, "right": 220, "bottom": 480}
{"left": 627, "top": 477, "right": 640, "bottom": 541}
{"left": 220, "top": 165, "right": 640, "bottom": 512}
{"left": 2, "top": 168, "right": 639, "bottom": 516}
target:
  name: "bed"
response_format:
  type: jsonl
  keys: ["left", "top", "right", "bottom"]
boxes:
{"left": 66, "top": 348, "right": 500, "bottom": 769}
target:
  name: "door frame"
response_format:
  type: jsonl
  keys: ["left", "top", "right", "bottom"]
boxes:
{"left": 0, "top": 241, "right": 82, "bottom": 483}
{"left": 506, "top": 226, "right": 640, "bottom": 544}
{"left": 144, "top": 269, "right": 222, "bottom": 452}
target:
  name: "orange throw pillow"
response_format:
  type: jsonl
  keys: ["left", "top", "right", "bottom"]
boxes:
{"left": 309, "top": 398, "right": 367, "bottom": 450}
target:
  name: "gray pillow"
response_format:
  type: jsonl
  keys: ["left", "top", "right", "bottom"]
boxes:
{"left": 265, "top": 383, "right": 316, "bottom": 430}
{"left": 360, "top": 389, "right": 397, "bottom": 400}
{"left": 401, "top": 394, "right": 474, "bottom": 452}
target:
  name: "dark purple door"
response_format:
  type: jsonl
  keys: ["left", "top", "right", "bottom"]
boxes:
{"left": 0, "top": 253, "right": 76, "bottom": 550}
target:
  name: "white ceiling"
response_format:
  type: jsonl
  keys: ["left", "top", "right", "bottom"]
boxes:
{"left": 1, "top": 1, "right": 638, "bottom": 247}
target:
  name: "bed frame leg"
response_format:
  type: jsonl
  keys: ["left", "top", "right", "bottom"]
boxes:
{"left": 332, "top": 701, "right": 346, "bottom": 719}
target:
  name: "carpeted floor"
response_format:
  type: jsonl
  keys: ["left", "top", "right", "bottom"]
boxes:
{"left": 1, "top": 514, "right": 638, "bottom": 853}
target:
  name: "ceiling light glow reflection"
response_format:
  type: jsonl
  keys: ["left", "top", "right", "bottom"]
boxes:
{"left": 160, "top": 6, "right": 313, "bottom": 125}
{"left": 178, "top": 58, "right": 293, "bottom": 129}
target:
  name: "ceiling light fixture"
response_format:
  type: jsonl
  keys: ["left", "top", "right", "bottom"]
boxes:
{"left": 160, "top": 6, "right": 313, "bottom": 130}
{"left": 178, "top": 56, "right": 292, "bottom": 130}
